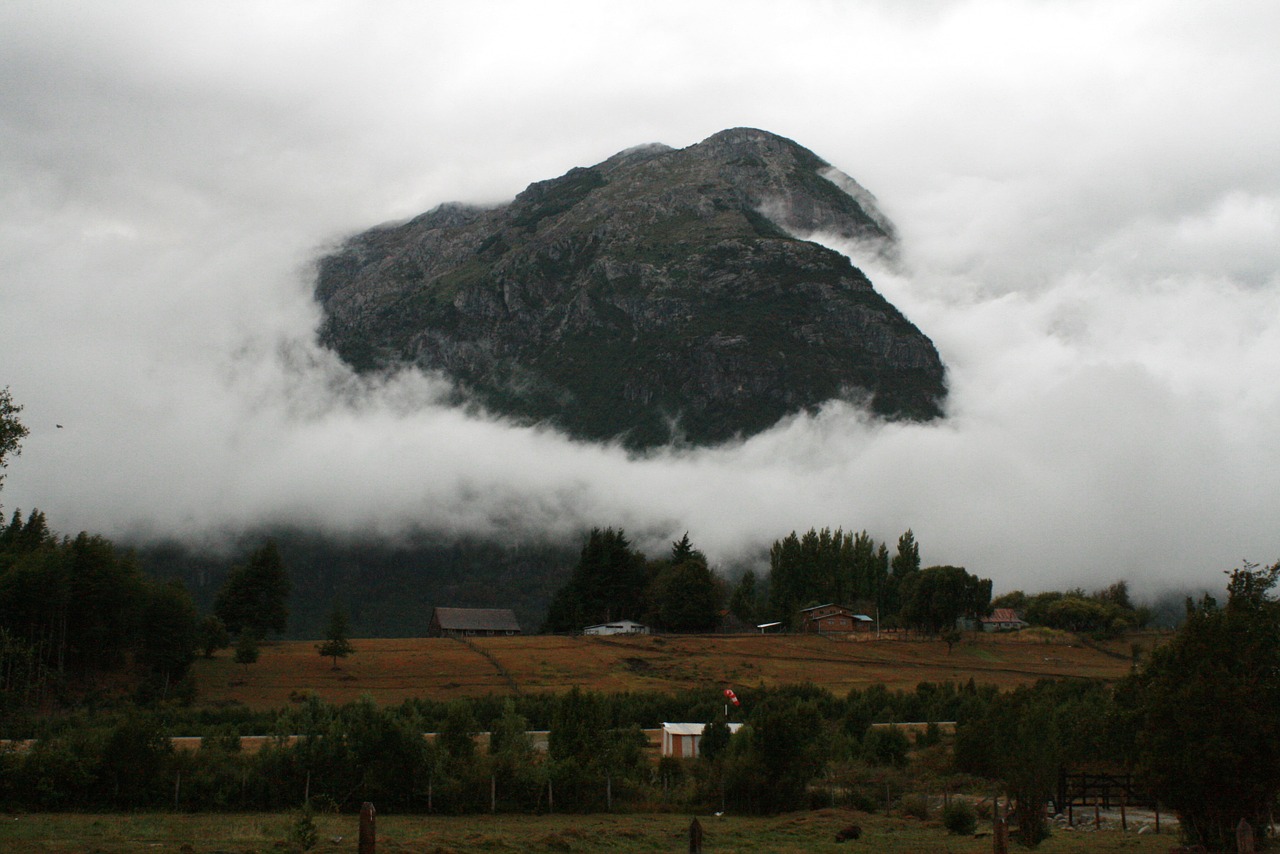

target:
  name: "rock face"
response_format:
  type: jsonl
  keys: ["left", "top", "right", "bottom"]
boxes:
{"left": 314, "top": 128, "right": 947, "bottom": 448}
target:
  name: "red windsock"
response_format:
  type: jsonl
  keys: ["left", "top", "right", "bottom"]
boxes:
{"left": 723, "top": 688, "right": 740, "bottom": 707}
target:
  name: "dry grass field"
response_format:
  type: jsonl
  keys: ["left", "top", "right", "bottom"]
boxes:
{"left": 192, "top": 629, "right": 1155, "bottom": 710}
{"left": 0, "top": 808, "right": 1177, "bottom": 853}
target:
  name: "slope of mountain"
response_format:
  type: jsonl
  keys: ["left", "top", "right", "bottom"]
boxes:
{"left": 315, "top": 128, "right": 947, "bottom": 448}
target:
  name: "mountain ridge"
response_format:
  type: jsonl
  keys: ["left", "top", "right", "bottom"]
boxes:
{"left": 314, "top": 128, "right": 947, "bottom": 448}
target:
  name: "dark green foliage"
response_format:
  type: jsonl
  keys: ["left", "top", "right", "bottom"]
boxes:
{"left": 288, "top": 805, "right": 319, "bottom": 851}
{"left": 943, "top": 799, "right": 977, "bottom": 835}
{"left": 729, "top": 570, "right": 760, "bottom": 623}
{"left": 0, "top": 386, "right": 28, "bottom": 492}
{"left": 198, "top": 614, "right": 229, "bottom": 658}
{"left": 233, "top": 631, "right": 259, "bottom": 668}
{"left": 898, "top": 565, "right": 992, "bottom": 635}
{"left": 722, "top": 694, "right": 829, "bottom": 813}
{"left": 993, "top": 580, "right": 1149, "bottom": 636}
{"left": 134, "top": 530, "right": 576, "bottom": 641}
{"left": 647, "top": 556, "right": 722, "bottom": 633}
{"left": 768, "top": 527, "right": 897, "bottom": 626}
{"left": 214, "top": 541, "right": 290, "bottom": 638}
{"left": 0, "top": 511, "right": 201, "bottom": 709}
{"left": 136, "top": 580, "right": 200, "bottom": 695}
{"left": 1121, "top": 561, "right": 1280, "bottom": 851}
{"left": 700, "top": 714, "right": 731, "bottom": 762}
{"left": 316, "top": 604, "right": 354, "bottom": 668}
{"left": 542, "top": 528, "right": 647, "bottom": 632}
{"left": 864, "top": 725, "right": 910, "bottom": 767}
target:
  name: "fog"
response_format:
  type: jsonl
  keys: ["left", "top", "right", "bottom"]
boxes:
{"left": 2, "top": 1, "right": 1278, "bottom": 595}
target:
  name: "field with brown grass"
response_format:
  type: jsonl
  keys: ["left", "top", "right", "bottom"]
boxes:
{"left": 193, "top": 629, "right": 1155, "bottom": 710}
{"left": 0, "top": 808, "right": 1177, "bottom": 853}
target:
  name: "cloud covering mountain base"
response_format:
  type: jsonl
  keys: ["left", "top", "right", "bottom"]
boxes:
{"left": 3, "top": 1, "right": 1278, "bottom": 596}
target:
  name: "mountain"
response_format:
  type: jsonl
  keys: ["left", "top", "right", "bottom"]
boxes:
{"left": 314, "top": 128, "right": 947, "bottom": 448}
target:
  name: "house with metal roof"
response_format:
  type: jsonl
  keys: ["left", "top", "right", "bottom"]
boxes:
{"left": 583, "top": 619, "right": 650, "bottom": 636}
{"left": 799, "top": 603, "right": 875, "bottom": 634}
{"left": 428, "top": 607, "right": 522, "bottom": 637}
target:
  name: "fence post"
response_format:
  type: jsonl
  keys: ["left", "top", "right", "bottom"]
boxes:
{"left": 358, "top": 802, "right": 376, "bottom": 854}
{"left": 993, "top": 816, "right": 1008, "bottom": 854}
{"left": 688, "top": 817, "right": 704, "bottom": 853}
{"left": 1237, "top": 818, "right": 1255, "bottom": 854}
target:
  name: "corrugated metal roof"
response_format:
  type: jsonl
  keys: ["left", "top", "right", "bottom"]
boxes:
{"left": 433, "top": 607, "right": 521, "bottom": 632}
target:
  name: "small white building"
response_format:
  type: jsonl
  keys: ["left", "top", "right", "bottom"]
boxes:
{"left": 583, "top": 619, "right": 650, "bottom": 636}
{"left": 661, "top": 722, "right": 744, "bottom": 757}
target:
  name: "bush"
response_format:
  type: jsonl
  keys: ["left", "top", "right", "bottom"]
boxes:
{"left": 943, "top": 800, "right": 978, "bottom": 835}
{"left": 901, "top": 793, "right": 930, "bottom": 820}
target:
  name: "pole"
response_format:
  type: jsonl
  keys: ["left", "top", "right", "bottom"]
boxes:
{"left": 358, "top": 802, "right": 376, "bottom": 854}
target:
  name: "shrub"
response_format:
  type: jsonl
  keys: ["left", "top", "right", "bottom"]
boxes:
{"left": 901, "top": 793, "right": 930, "bottom": 820}
{"left": 943, "top": 800, "right": 978, "bottom": 835}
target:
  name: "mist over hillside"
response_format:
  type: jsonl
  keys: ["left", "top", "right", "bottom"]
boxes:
{"left": 2, "top": 2, "right": 1277, "bottom": 601}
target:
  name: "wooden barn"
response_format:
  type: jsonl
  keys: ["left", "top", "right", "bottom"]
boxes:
{"left": 428, "top": 607, "right": 522, "bottom": 638}
{"left": 799, "top": 603, "right": 874, "bottom": 634}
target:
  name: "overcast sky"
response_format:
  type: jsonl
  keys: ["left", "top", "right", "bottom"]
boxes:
{"left": 3, "top": 1, "right": 1278, "bottom": 596}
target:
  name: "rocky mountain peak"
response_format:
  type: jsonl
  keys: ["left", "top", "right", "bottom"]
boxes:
{"left": 313, "top": 129, "right": 947, "bottom": 449}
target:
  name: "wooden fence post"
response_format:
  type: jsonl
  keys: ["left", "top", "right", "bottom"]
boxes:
{"left": 993, "top": 816, "right": 1008, "bottom": 854}
{"left": 1237, "top": 818, "right": 1255, "bottom": 854}
{"left": 688, "top": 817, "right": 704, "bottom": 853}
{"left": 358, "top": 802, "right": 376, "bottom": 854}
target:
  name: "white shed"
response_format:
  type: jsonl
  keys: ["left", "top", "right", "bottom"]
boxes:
{"left": 583, "top": 619, "right": 650, "bottom": 636}
{"left": 661, "top": 722, "right": 744, "bottom": 757}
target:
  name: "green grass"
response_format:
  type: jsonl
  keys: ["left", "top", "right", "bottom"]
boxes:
{"left": 0, "top": 809, "right": 1176, "bottom": 853}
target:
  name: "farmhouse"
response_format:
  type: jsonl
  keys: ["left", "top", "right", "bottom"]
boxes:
{"left": 799, "top": 603, "right": 874, "bottom": 634}
{"left": 661, "top": 722, "right": 745, "bottom": 758}
{"left": 583, "top": 619, "right": 650, "bottom": 636}
{"left": 428, "top": 607, "right": 522, "bottom": 638}
{"left": 981, "top": 608, "right": 1029, "bottom": 632}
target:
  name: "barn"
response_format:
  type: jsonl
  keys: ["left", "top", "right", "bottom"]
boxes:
{"left": 799, "top": 603, "right": 874, "bottom": 634}
{"left": 428, "top": 607, "right": 522, "bottom": 638}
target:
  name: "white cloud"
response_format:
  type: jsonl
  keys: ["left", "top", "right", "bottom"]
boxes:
{"left": 2, "top": 0, "right": 1279, "bottom": 599}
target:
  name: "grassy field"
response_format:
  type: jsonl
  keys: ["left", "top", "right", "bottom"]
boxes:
{"left": 0, "top": 808, "right": 1176, "bottom": 853}
{"left": 192, "top": 629, "right": 1154, "bottom": 710}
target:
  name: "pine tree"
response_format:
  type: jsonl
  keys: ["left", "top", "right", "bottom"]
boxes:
{"left": 316, "top": 604, "right": 355, "bottom": 668}
{"left": 214, "top": 540, "right": 290, "bottom": 637}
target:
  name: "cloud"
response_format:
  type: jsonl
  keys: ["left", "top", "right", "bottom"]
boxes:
{"left": 2, "top": 1, "right": 1279, "bottom": 598}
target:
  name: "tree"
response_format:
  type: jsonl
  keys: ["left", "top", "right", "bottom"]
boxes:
{"left": 214, "top": 540, "right": 290, "bottom": 637}
{"left": 648, "top": 546, "right": 721, "bottom": 633}
{"left": 233, "top": 631, "right": 260, "bottom": 670}
{"left": 136, "top": 580, "right": 200, "bottom": 696}
{"left": 729, "top": 570, "right": 759, "bottom": 623}
{"left": 542, "top": 528, "right": 648, "bottom": 632}
{"left": 1123, "top": 561, "right": 1280, "bottom": 850}
{"left": 898, "top": 565, "right": 992, "bottom": 635}
{"left": 0, "top": 386, "right": 29, "bottom": 495}
{"left": 197, "top": 614, "right": 230, "bottom": 658}
{"left": 316, "top": 604, "right": 355, "bottom": 668}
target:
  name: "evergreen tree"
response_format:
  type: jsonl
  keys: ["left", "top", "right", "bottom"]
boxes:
{"left": 729, "top": 570, "right": 759, "bottom": 623}
{"left": 214, "top": 540, "right": 290, "bottom": 637}
{"left": 648, "top": 557, "right": 721, "bottom": 633}
{"left": 542, "top": 528, "right": 647, "bottom": 632}
{"left": 316, "top": 604, "right": 355, "bottom": 668}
